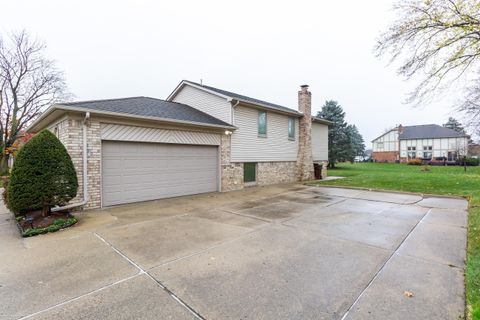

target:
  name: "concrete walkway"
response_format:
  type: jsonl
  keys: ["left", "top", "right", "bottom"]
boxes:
{"left": 0, "top": 185, "right": 467, "bottom": 319}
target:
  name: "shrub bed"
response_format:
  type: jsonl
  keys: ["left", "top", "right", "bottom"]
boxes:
{"left": 6, "top": 130, "right": 78, "bottom": 236}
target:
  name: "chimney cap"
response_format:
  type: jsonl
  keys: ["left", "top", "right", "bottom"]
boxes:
{"left": 300, "top": 84, "right": 309, "bottom": 88}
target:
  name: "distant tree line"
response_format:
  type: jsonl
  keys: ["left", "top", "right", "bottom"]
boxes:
{"left": 317, "top": 100, "right": 365, "bottom": 168}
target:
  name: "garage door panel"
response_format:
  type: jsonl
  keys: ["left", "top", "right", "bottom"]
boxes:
{"left": 102, "top": 141, "right": 218, "bottom": 206}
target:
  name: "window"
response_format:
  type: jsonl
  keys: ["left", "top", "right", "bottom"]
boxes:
{"left": 407, "top": 146, "right": 416, "bottom": 151}
{"left": 423, "top": 146, "right": 432, "bottom": 151}
{"left": 423, "top": 152, "right": 432, "bottom": 159}
{"left": 407, "top": 151, "right": 416, "bottom": 159}
{"left": 447, "top": 151, "right": 458, "bottom": 162}
{"left": 377, "top": 142, "right": 384, "bottom": 149}
{"left": 258, "top": 111, "right": 267, "bottom": 136}
{"left": 288, "top": 117, "right": 295, "bottom": 140}
{"left": 244, "top": 163, "right": 257, "bottom": 183}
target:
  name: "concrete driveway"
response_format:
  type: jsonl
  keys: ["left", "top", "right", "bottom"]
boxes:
{"left": 0, "top": 185, "right": 467, "bottom": 319}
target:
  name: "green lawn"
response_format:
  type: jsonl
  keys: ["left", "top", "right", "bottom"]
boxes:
{"left": 313, "top": 163, "right": 480, "bottom": 320}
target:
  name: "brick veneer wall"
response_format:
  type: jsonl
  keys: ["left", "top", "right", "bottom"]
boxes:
{"left": 220, "top": 134, "right": 244, "bottom": 191}
{"left": 372, "top": 151, "right": 399, "bottom": 163}
{"left": 50, "top": 116, "right": 101, "bottom": 209}
{"left": 257, "top": 161, "right": 297, "bottom": 185}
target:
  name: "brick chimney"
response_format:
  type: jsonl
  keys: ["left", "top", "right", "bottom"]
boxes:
{"left": 296, "top": 85, "right": 314, "bottom": 181}
{"left": 397, "top": 124, "right": 404, "bottom": 134}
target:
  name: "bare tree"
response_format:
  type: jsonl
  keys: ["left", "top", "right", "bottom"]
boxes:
{"left": 376, "top": 0, "right": 480, "bottom": 105}
{"left": 0, "top": 30, "right": 68, "bottom": 172}
{"left": 458, "top": 79, "right": 480, "bottom": 135}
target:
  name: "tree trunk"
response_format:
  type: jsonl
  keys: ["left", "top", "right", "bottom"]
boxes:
{"left": 0, "top": 155, "right": 9, "bottom": 175}
{"left": 42, "top": 205, "right": 50, "bottom": 218}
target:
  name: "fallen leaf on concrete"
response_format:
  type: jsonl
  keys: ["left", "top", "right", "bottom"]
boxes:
{"left": 403, "top": 290, "right": 414, "bottom": 298}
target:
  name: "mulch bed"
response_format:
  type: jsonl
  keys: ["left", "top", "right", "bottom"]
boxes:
{"left": 16, "top": 210, "right": 77, "bottom": 237}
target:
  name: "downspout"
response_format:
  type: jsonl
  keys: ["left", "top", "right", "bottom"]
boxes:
{"left": 51, "top": 112, "right": 90, "bottom": 212}
{"left": 231, "top": 99, "right": 240, "bottom": 124}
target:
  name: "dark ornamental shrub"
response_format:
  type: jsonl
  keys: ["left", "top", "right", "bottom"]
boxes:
{"left": 7, "top": 130, "right": 78, "bottom": 216}
{"left": 465, "top": 157, "right": 480, "bottom": 166}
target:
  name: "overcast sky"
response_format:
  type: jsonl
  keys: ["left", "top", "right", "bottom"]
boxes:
{"left": 1, "top": 0, "right": 466, "bottom": 144}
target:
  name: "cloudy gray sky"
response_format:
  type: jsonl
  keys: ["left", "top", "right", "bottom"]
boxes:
{"left": 1, "top": 0, "right": 465, "bottom": 144}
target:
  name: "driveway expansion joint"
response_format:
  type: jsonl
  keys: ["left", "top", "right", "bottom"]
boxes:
{"left": 340, "top": 208, "right": 432, "bottom": 320}
{"left": 218, "top": 208, "right": 272, "bottom": 223}
{"left": 16, "top": 274, "right": 142, "bottom": 320}
{"left": 92, "top": 232, "right": 206, "bottom": 320}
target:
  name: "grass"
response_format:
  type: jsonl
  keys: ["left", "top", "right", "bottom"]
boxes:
{"left": 313, "top": 162, "right": 480, "bottom": 320}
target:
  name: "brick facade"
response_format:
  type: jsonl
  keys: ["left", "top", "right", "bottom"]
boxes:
{"left": 372, "top": 151, "right": 399, "bottom": 163}
{"left": 50, "top": 116, "right": 102, "bottom": 209}
{"left": 220, "top": 134, "right": 244, "bottom": 192}
{"left": 296, "top": 85, "right": 315, "bottom": 181}
{"left": 257, "top": 161, "right": 297, "bottom": 185}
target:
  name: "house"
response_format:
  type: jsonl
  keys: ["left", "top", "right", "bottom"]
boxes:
{"left": 27, "top": 81, "right": 330, "bottom": 209}
{"left": 469, "top": 143, "right": 480, "bottom": 158}
{"left": 372, "top": 124, "right": 469, "bottom": 163}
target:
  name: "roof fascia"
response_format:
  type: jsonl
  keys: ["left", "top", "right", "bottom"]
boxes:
{"left": 27, "top": 105, "right": 237, "bottom": 133}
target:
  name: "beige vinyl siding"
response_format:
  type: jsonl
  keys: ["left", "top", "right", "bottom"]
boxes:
{"left": 231, "top": 106, "right": 298, "bottom": 162}
{"left": 101, "top": 123, "right": 221, "bottom": 145}
{"left": 312, "top": 123, "right": 328, "bottom": 161}
{"left": 171, "top": 85, "right": 232, "bottom": 124}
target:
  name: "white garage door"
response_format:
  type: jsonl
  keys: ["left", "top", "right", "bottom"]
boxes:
{"left": 102, "top": 141, "right": 218, "bottom": 206}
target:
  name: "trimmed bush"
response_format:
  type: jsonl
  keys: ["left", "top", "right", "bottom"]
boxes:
{"left": 407, "top": 159, "right": 422, "bottom": 165}
{"left": 7, "top": 130, "right": 78, "bottom": 216}
{"left": 465, "top": 157, "right": 480, "bottom": 166}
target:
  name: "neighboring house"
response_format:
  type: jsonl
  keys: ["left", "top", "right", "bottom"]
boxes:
{"left": 469, "top": 143, "right": 480, "bottom": 158}
{"left": 372, "top": 124, "right": 469, "bottom": 163}
{"left": 27, "top": 81, "right": 330, "bottom": 209}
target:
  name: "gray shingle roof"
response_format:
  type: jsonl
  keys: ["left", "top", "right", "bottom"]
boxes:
{"left": 59, "top": 96, "right": 233, "bottom": 127}
{"left": 399, "top": 124, "right": 467, "bottom": 140}
{"left": 183, "top": 80, "right": 302, "bottom": 115}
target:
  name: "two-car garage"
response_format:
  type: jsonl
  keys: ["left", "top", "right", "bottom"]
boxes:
{"left": 101, "top": 142, "right": 219, "bottom": 206}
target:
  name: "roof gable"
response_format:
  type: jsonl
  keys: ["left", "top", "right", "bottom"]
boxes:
{"left": 168, "top": 80, "right": 302, "bottom": 116}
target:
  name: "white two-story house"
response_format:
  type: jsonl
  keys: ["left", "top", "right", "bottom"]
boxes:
{"left": 372, "top": 124, "right": 469, "bottom": 163}
{"left": 27, "top": 81, "right": 330, "bottom": 209}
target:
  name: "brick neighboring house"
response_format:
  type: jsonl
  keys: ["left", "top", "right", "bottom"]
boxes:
{"left": 372, "top": 124, "right": 469, "bottom": 163}
{"left": 469, "top": 143, "right": 480, "bottom": 158}
{"left": 27, "top": 81, "right": 330, "bottom": 209}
